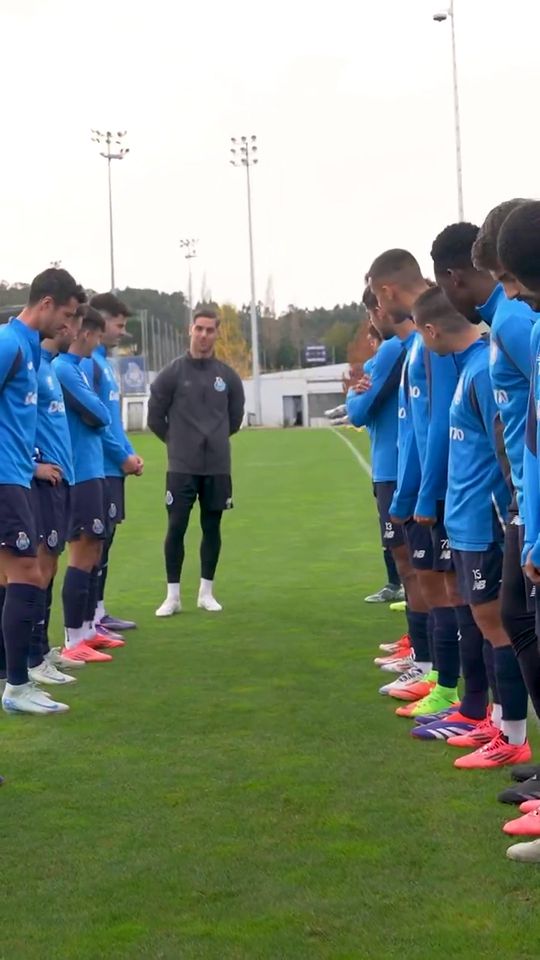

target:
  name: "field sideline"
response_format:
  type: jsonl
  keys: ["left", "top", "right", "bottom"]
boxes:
{"left": 2, "top": 427, "right": 540, "bottom": 959}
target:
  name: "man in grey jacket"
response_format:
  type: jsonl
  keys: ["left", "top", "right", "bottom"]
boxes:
{"left": 148, "top": 308, "right": 245, "bottom": 615}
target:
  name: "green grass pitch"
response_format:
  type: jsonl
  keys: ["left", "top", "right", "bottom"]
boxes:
{"left": 1, "top": 428, "right": 540, "bottom": 959}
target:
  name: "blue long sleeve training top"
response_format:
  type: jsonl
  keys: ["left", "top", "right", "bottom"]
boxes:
{"left": 478, "top": 284, "right": 536, "bottom": 520}
{"left": 389, "top": 331, "right": 422, "bottom": 519}
{"left": 54, "top": 353, "right": 111, "bottom": 483}
{"left": 0, "top": 317, "right": 41, "bottom": 488}
{"left": 408, "top": 339, "right": 458, "bottom": 518}
{"left": 523, "top": 319, "right": 540, "bottom": 566}
{"left": 346, "top": 336, "right": 404, "bottom": 483}
{"left": 445, "top": 338, "right": 509, "bottom": 551}
{"left": 81, "top": 346, "right": 134, "bottom": 478}
{"left": 35, "top": 348, "right": 75, "bottom": 485}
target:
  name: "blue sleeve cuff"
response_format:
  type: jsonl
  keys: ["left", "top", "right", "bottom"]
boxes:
{"left": 530, "top": 541, "right": 540, "bottom": 568}
{"left": 414, "top": 495, "right": 438, "bottom": 520}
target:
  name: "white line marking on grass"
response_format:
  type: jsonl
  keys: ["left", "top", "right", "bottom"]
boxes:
{"left": 331, "top": 428, "right": 372, "bottom": 479}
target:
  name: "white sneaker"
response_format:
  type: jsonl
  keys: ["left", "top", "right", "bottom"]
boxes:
{"left": 379, "top": 656, "right": 415, "bottom": 674}
{"left": 47, "top": 647, "right": 85, "bottom": 670}
{"left": 506, "top": 839, "right": 540, "bottom": 862}
{"left": 2, "top": 682, "right": 70, "bottom": 715}
{"left": 155, "top": 597, "right": 182, "bottom": 617}
{"left": 29, "top": 660, "right": 77, "bottom": 686}
{"left": 197, "top": 594, "right": 222, "bottom": 612}
{"left": 379, "top": 666, "right": 426, "bottom": 696}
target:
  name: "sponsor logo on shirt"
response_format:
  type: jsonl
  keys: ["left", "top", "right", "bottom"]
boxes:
{"left": 24, "top": 392, "right": 38, "bottom": 405}
{"left": 27, "top": 361, "right": 34, "bottom": 370}
{"left": 494, "top": 389, "right": 508, "bottom": 405}
{"left": 48, "top": 400, "right": 65, "bottom": 414}
{"left": 214, "top": 376, "right": 227, "bottom": 393}
{"left": 449, "top": 427, "right": 464, "bottom": 441}
{"left": 109, "top": 390, "right": 120, "bottom": 402}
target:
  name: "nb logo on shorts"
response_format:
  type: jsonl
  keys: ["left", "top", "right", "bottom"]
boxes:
{"left": 225, "top": 497, "right": 233, "bottom": 510}
{"left": 165, "top": 490, "right": 174, "bottom": 506}
{"left": 472, "top": 569, "right": 486, "bottom": 591}
{"left": 384, "top": 522, "right": 394, "bottom": 540}
{"left": 92, "top": 519, "right": 104, "bottom": 535}
{"left": 440, "top": 550, "right": 451, "bottom": 560}
{"left": 450, "top": 427, "right": 464, "bottom": 441}
{"left": 108, "top": 503, "right": 117, "bottom": 519}
{"left": 413, "top": 550, "right": 425, "bottom": 559}
{"left": 16, "top": 532, "right": 30, "bottom": 551}
{"left": 214, "top": 376, "right": 226, "bottom": 393}
{"left": 47, "top": 530, "right": 58, "bottom": 549}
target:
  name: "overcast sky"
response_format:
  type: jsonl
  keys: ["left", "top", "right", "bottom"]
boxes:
{"left": 1, "top": 0, "right": 539, "bottom": 311}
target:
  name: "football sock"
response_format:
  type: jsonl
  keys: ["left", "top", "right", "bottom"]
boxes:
{"left": 406, "top": 610, "right": 430, "bottom": 663}
{"left": 456, "top": 605, "right": 488, "bottom": 720}
{"left": 2, "top": 583, "right": 44, "bottom": 686}
{"left": 63, "top": 567, "right": 90, "bottom": 649}
{"left": 432, "top": 606, "right": 460, "bottom": 688}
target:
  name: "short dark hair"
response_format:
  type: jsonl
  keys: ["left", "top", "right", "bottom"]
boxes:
{"left": 28, "top": 268, "right": 80, "bottom": 307}
{"left": 413, "top": 285, "right": 468, "bottom": 332}
{"left": 81, "top": 304, "right": 105, "bottom": 332}
{"left": 368, "top": 249, "right": 423, "bottom": 286}
{"left": 192, "top": 308, "right": 220, "bottom": 327}
{"left": 430, "top": 222, "right": 480, "bottom": 272}
{"left": 90, "top": 292, "right": 132, "bottom": 317}
{"left": 498, "top": 200, "right": 540, "bottom": 290}
{"left": 367, "top": 323, "right": 382, "bottom": 342}
{"left": 362, "top": 285, "right": 379, "bottom": 311}
{"left": 472, "top": 199, "right": 529, "bottom": 271}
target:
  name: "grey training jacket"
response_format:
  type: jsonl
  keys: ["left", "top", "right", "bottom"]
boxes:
{"left": 147, "top": 353, "right": 245, "bottom": 475}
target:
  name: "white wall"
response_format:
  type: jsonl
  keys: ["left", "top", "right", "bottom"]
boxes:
{"left": 243, "top": 363, "right": 348, "bottom": 427}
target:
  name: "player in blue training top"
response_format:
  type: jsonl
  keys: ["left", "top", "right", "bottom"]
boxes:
{"left": 432, "top": 217, "right": 540, "bottom": 754}
{"left": 366, "top": 252, "right": 434, "bottom": 701}
{"left": 0, "top": 268, "right": 82, "bottom": 718}
{"left": 27, "top": 303, "right": 87, "bottom": 687}
{"left": 54, "top": 306, "right": 119, "bottom": 665}
{"left": 369, "top": 251, "right": 463, "bottom": 721}
{"left": 414, "top": 290, "right": 532, "bottom": 774}
{"left": 346, "top": 287, "right": 405, "bottom": 605}
{"left": 497, "top": 203, "right": 540, "bottom": 865}
{"left": 83, "top": 293, "right": 144, "bottom": 634}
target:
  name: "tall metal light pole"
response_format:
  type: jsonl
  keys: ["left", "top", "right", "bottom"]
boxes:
{"left": 230, "top": 135, "right": 262, "bottom": 426}
{"left": 91, "top": 130, "right": 130, "bottom": 291}
{"left": 179, "top": 238, "right": 198, "bottom": 324}
{"left": 434, "top": 2, "right": 464, "bottom": 220}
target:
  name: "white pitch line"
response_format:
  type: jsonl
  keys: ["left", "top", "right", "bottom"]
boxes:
{"left": 331, "top": 427, "right": 372, "bottom": 479}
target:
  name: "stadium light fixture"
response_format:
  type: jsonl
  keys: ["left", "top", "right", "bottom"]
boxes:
{"left": 91, "top": 130, "right": 130, "bottom": 292}
{"left": 433, "top": 2, "right": 464, "bottom": 220}
{"left": 179, "top": 238, "right": 198, "bottom": 323}
{"left": 230, "top": 135, "right": 261, "bottom": 426}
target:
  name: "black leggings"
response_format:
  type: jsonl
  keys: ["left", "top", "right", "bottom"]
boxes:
{"left": 165, "top": 500, "right": 223, "bottom": 582}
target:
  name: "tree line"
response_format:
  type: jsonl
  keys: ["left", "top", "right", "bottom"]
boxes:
{"left": 0, "top": 281, "right": 374, "bottom": 376}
